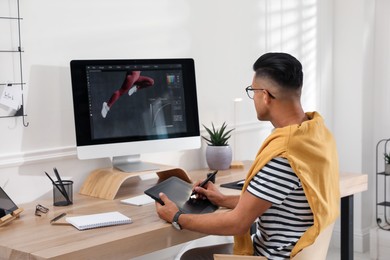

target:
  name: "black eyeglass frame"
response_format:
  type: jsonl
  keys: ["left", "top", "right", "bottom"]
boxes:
{"left": 245, "top": 86, "right": 276, "bottom": 99}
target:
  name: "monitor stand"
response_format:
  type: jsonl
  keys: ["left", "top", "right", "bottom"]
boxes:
{"left": 79, "top": 159, "right": 192, "bottom": 200}
{"left": 112, "top": 155, "right": 160, "bottom": 173}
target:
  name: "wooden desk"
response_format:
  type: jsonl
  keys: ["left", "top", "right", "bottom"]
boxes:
{"left": 0, "top": 162, "right": 367, "bottom": 260}
{"left": 339, "top": 172, "right": 368, "bottom": 260}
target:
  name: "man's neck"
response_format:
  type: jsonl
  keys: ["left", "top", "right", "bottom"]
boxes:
{"left": 271, "top": 108, "right": 307, "bottom": 128}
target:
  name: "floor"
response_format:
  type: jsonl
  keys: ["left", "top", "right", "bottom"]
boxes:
{"left": 133, "top": 241, "right": 373, "bottom": 260}
{"left": 326, "top": 247, "right": 371, "bottom": 260}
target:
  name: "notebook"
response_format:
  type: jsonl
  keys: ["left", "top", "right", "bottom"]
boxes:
{"left": 144, "top": 176, "right": 218, "bottom": 214}
{"left": 66, "top": 211, "right": 132, "bottom": 230}
{"left": 120, "top": 194, "right": 155, "bottom": 206}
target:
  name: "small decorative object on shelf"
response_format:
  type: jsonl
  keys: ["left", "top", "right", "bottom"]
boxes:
{"left": 202, "top": 122, "right": 234, "bottom": 170}
{"left": 376, "top": 138, "right": 390, "bottom": 230}
{"left": 384, "top": 152, "right": 390, "bottom": 175}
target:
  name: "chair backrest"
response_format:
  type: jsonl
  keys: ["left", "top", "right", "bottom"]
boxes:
{"left": 292, "top": 222, "right": 335, "bottom": 260}
{"left": 214, "top": 254, "right": 266, "bottom": 260}
{"left": 214, "top": 222, "right": 334, "bottom": 260}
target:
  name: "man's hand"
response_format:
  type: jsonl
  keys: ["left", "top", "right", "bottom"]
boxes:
{"left": 192, "top": 181, "right": 226, "bottom": 207}
{"left": 155, "top": 192, "right": 179, "bottom": 223}
{"left": 192, "top": 180, "right": 240, "bottom": 209}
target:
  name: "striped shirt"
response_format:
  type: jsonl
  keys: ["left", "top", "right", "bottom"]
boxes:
{"left": 247, "top": 157, "right": 314, "bottom": 260}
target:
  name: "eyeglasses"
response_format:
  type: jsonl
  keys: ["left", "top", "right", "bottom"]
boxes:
{"left": 245, "top": 86, "right": 276, "bottom": 99}
{"left": 35, "top": 204, "right": 49, "bottom": 216}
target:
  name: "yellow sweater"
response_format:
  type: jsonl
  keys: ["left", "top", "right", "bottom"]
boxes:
{"left": 233, "top": 112, "right": 340, "bottom": 258}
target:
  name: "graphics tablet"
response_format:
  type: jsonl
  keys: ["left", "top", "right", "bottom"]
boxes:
{"left": 0, "top": 187, "right": 19, "bottom": 218}
{"left": 144, "top": 176, "right": 218, "bottom": 214}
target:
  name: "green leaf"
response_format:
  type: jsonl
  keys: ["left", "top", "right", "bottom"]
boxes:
{"left": 201, "top": 121, "right": 234, "bottom": 146}
{"left": 385, "top": 152, "right": 390, "bottom": 164}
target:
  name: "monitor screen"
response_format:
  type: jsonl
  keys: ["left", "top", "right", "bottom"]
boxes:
{"left": 70, "top": 58, "right": 200, "bottom": 172}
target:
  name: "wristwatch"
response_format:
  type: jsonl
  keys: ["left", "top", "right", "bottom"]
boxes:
{"left": 172, "top": 210, "right": 183, "bottom": 230}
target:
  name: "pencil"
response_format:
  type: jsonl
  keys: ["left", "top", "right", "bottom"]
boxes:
{"left": 45, "top": 171, "right": 69, "bottom": 200}
{"left": 53, "top": 167, "right": 71, "bottom": 204}
{"left": 50, "top": 212, "right": 67, "bottom": 224}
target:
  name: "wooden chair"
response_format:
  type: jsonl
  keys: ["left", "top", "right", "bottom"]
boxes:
{"left": 214, "top": 255, "right": 266, "bottom": 260}
{"left": 214, "top": 222, "right": 335, "bottom": 260}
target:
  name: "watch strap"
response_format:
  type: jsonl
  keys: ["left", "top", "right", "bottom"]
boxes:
{"left": 173, "top": 210, "right": 182, "bottom": 223}
{"left": 172, "top": 210, "right": 183, "bottom": 229}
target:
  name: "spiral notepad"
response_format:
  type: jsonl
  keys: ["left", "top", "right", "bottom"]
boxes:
{"left": 66, "top": 211, "right": 132, "bottom": 230}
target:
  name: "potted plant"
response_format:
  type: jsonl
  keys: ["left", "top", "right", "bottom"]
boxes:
{"left": 202, "top": 122, "right": 234, "bottom": 170}
{"left": 385, "top": 152, "right": 390, "bottom": 174}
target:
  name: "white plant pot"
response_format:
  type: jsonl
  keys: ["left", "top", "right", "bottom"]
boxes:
{"left": 385, "top": 164, "right": 390, "bottom": 175}
{"left": 205, "top": 145, "right": 232, "bottom": 170}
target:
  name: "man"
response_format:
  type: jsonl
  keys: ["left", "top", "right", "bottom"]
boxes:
{"left": 155, "top": 52, "right": 340, "bottom": 259}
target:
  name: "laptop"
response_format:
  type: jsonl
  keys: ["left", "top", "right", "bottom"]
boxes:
{"left": 144, "top": 176, "right": 218, "bottom": 214}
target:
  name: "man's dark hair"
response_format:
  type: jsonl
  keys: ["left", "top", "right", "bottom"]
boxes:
{"left": 253, "top": 52, "right": 303, "bottom": 90}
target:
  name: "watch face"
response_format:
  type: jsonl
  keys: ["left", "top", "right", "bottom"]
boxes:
{"left": 172, "top": 221, "right": 181, "bottom": 230}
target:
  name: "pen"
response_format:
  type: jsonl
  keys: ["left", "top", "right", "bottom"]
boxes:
{"left": 50, "top": 212, "right": 67, "bottom": 224}
{"left": 190, "top": 170, "right": 218, "bottom": 197}
{"left": 53, "top": 167, "right": 71, "bottom": 204}
{"left": 45, "top": 171, "right": 69, "bottom": 200}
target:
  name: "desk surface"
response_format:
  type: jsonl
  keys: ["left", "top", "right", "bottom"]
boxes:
{"left": 0, "top": 161, "right": 368, "bottom": 260}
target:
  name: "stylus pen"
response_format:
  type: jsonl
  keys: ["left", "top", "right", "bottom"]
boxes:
{"left": 53, "top": 167, "right": 71, "bottom": 204}
{"left": 190, "top": 170, "right": 218, "bottom": 197}
{"left": 50, "top": 212, "right": 67, "bottom": 224}
{"left": 45, "top": 171, "right": 69, "bottom": 202}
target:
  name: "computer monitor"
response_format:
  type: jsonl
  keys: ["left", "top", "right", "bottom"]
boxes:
{"left": 70, "top": 58, "right": 201, "bottom": 172}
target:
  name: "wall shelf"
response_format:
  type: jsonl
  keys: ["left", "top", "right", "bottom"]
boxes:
{"left": 0, "top": 0, "right": 28, "bottom": 126}
{"left": 376, "top": 138, "right": 390, "bottom": 230}
{"left": 0, "top": 50, "right": 25, "bottom": 52}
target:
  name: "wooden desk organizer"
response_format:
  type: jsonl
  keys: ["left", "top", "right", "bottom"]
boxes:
{"left": 0, "top": 208, "right": 23, "bottom": 227}
{"left": 79, "top": 166, "right": 192, "bottom": 200}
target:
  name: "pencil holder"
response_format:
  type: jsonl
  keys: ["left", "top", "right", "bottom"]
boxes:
{"left": 53, "top": 180, "right": 73, "bottom": 206}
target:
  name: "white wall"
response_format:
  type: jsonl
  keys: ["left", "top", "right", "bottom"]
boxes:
{"left": 9, "top": 0, "right": 390, "bottom": 255}
{"left": 370, "top": 0, "right": 390, "bottom": 258}
{"left": 374, "top": 1, "right": 390, "bottom": 139}
{"left": 1, "top": 0, "right": 327, "bottom": 206}
{"left": 332, "top": 0, "right": 390, "bottom": 254}
{"left": 333, "top": 0, "right": 368, "bottom": 251}
{"left": 3, "top": 0, "right": 390, "bottom": 256}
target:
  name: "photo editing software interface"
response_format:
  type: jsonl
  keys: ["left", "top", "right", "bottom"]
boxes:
{"left": 86, "top": 63, "right": 187, "bottom": 141}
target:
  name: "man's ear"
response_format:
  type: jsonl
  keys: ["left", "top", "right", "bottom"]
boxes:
{"left": 263, "top": 90, "right": 272, "bottom": 104}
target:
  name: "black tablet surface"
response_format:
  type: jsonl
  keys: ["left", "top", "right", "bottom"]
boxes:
{"left": 144, "top": 176, "right": 218, "bottom": 214}
{"left": 0, "top": 187, "right": 19, "bottom": 218}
